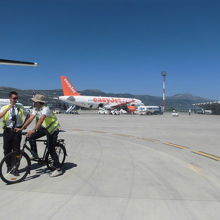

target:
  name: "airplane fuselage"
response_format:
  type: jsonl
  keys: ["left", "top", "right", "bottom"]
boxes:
{"left": 0, "top": 99, "right": 24, "bottom": 109}
{"left": 59, "top": 95, "right": 143, "bottom": 109}
{"left": 59, "top": 76, "right": 144, "bottom": 110}
{"left": 0, "top": 99, "right": 10, "bottom": 107}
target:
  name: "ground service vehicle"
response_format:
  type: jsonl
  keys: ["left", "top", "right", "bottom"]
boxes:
{"left": 98, "top": 108, "right": 109, "bottom": 114}
{"left": 136, "top": 106, "right": 162, "bottom": 115}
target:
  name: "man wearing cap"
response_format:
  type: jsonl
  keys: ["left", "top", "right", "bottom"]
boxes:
{"left": 17, "top": 94, "right": 62, "bottom": 177}
{"left": 0, "top": 91, "right": 28, "bottom": 175}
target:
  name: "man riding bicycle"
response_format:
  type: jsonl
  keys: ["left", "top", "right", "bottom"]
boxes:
{"left": 16, "top": 94, "right": 63, "bottom": 177}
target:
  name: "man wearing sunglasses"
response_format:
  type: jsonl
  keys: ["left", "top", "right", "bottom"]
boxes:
{"left": 0, "top": 91, "right": 27, "bottom": 175}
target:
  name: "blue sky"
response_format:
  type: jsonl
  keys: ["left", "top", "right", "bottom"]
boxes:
{"left": 0, "top": 0, "right": 220, "bottom": 99}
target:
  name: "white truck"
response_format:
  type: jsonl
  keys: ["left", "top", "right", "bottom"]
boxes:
{"left": 98, "top": 107, "right": 109, "bottom": 114}
{"left": 135, "top": 106, "right": 162, "bottom": 115}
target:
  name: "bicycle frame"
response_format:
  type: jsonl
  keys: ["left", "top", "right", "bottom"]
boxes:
{"left": 0, "top": 132, "right": 67, "bottom": 184}
{"left": 21, "top": 137, "right": 49, "bottom": 163}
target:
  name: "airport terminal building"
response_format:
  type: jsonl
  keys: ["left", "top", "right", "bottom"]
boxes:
{"left": 193, "top": 101, "right": 220, "bottom": 115}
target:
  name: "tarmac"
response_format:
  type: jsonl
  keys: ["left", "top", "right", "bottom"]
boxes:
{"left": 1, "top": 112, "right": 220, "bottom": 219}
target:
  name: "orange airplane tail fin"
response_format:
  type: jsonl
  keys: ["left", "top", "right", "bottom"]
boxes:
{"left": 60, "top": 76, "right": 80, "bottom": 96}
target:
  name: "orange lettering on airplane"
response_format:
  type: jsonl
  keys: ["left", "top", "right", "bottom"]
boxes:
{"left": 92, "top": 97, "right": 135, "bottom": 104}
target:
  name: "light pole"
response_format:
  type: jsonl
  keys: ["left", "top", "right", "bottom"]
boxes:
{"left": 161, "top": 71, "right": 167, "bottom": 112}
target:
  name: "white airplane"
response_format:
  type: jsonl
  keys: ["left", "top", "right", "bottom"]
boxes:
{"left": 0, "top": 99, "right": 11, "bottom": 108}
{"left": 0, "top": 99, "right": 31, "bottom": 117}
{"left": 0, "top": 99, "right": 26, "bottom": 109}
{"left": 59, "top": 76, "right": 144, "bottom": 110}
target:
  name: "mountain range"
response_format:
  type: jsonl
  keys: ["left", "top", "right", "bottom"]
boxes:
{"left": 0, "top": 87, "right": 211, "bottom": 110}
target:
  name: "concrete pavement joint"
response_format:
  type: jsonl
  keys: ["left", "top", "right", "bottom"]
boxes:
{"left": 120, "top": 137, "right": 136, "bottom": 220}
{"left": 48, "top": 137, "right": 104, "bottom": 220}
{"left": 0, "top": 188, "right": 219, "bottom": 201}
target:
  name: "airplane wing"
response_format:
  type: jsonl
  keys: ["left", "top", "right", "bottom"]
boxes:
{"left": 0, "top": 59, "right": 38, "bottom": 66}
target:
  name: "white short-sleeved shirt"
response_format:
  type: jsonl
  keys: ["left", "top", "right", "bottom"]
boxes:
{"left": 31, "top": 105, "right": 52, "bottom": 120}
{"left": 0, "top": 104, "right": 27, "bottom": 128}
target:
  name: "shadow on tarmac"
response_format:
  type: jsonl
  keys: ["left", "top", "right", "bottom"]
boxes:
{"left": 22, "top": 162, "right": 78, "bottom": 183}
{"left": 62, "top": 162, "right": 78, "bottom": 170}
{"left": 4, "top": 161, "right": 78, "bottom": 184}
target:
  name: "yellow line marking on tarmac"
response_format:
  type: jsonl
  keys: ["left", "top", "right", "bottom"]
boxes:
{"left": 140, "top": 138, "right": 160, "bottom": 142}
{"left": 113, "top": 133, "right": 133, "bottom": 137}
{"left": 192, "top": 151, "right": 220, "bottom": 161}
{"left": 187, "top": 164, "right": 205, "bottom": 176}
{"left": 91, "top": 130, "right": 108, "bottom": 133}
{"left": 70, "top": 128, "right": 220, "bottom": 162}
{"left": 163, "top": 142, "right": 189, "bottom": 149}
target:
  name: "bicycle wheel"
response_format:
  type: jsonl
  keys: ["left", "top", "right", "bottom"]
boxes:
{"left": 0, "top": 151, "right": 31, "bottom": 184}
{"left": 45, "top": 144, "right": 66, "bottom": 171}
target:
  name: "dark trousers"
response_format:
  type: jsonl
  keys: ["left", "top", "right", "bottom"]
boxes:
{"left": 3, "top": 128, "right": 22, "bottom": 168}
{"left": 29, "top": 127, "right": 60, "bottom": 169}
